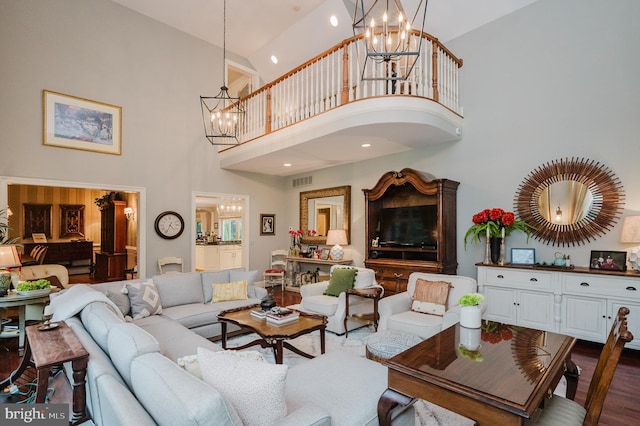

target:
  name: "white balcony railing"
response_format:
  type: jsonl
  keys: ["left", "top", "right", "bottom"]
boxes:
{"left": 225, "top": 32, "right": 463, "bottom": 150}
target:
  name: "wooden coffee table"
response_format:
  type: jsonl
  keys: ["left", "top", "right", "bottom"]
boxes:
{"left": 218, "top": 306, "right": 327, "bottom": 364}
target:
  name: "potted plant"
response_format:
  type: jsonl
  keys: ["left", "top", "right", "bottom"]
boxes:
{"left": 458, "top": 292, "right": 485, "bottom": 328}
{"left": 464, "top": 208, "right": 533, "bottom": 247}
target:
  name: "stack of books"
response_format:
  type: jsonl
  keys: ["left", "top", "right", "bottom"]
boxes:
{"left": 266, "top": 308, "right": 299, "bottom": 325}
{"left": 250, "top": 309, "right": 268, "bottom": 320}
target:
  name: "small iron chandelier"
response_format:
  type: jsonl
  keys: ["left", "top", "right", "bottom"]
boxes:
{"left": 353, "top": 0, "right": 428, "bottom": 81}
{"left": 200, "top": 0, "right": 243, "bottom": 145}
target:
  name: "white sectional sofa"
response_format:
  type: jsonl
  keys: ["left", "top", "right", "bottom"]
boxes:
{"left": 49, "top": 268, "right": 414, "bottom": 426}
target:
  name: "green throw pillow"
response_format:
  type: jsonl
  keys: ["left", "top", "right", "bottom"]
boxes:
{"left": 323, "top": 268, "right": 357, "bottom": 297}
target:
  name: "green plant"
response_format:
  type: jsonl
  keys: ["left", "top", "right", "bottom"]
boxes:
{"left": 16, "top": 279, "right": 51, "bottom": 292}
{"left": 0, "top": 208, "right": 19, "bottom": 245}
{"left": 458, "top": 293, "right": 485, "bottom": 307}
{"left": 464, "top": 208, "right": 534, "bottom": 249}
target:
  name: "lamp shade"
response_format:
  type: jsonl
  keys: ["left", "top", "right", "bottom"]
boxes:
{"left": 0, "top": 245, "right": 22, "bottom": 268}
{"left": 620, "top": 216, "right": 640, "bottom": 243}
{"left": 326, "top": 230, "right": 348, "bottom": 246}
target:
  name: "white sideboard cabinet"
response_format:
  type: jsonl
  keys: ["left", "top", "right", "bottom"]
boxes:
{"left": 477, "top": 264, "right": 639, "bottom": 350}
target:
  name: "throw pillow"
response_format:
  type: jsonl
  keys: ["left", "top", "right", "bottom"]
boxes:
{"left": 198, "top": 347, "right": 287, "bottom": 425}
{"left": 123, "top": 279, "right": 163, "bottom": 320}
{"left": 177, "top": 350, "right": 265, "bottom": 380}
{"left": 411, "top": 279, "right": 451, "bottom": 316}
{"left": 323, "top": 267, "right": 357, "bottom": 297}
{"left": 211, "top": 280, "right": 248, "bottom": 303}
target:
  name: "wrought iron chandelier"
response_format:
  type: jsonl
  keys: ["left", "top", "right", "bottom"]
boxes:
{"left": 353, "top": 0, "right": 428, "bottom": 81}
{"left": 200, "top": 0, "right": 243, "bottom": 145}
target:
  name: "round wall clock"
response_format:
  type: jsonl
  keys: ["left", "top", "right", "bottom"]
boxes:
{"left": 154, "top": 211, "right": 184, "bottom": 240}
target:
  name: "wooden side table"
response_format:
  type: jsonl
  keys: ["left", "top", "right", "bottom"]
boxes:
{"left": 344, "top": 287, "right": 383, "bottom": 337}
{"left": 26, "top": 322, "right": 89, "bottom": 425}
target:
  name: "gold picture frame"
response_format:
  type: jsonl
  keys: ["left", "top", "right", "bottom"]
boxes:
{"left": 43, "top": 90, "right": 122, "bottom": 155}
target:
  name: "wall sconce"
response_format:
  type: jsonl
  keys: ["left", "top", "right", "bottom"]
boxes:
{"left": 555, "top": 206, "right": 562, "bottom": 222}
{"left": 124, "top": 207, "right": 134, "bottom": 220}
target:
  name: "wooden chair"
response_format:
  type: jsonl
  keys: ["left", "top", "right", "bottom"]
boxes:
{"left": 532, "top": 306, "right": 634, "bottom": 426}
{"left": 158, "top": 257, "right": 184, "bottom": 275}
{"left": 263, "top": 249, "right": 287, "bottom": 292}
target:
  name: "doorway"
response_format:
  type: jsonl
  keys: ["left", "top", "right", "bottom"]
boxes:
{"left": 191, "top": 191, "right": 249, "bottom": 272}
{"left": 0, "top": 176, "right": 146, "bottom": 278}
{"left": 226, "top": 60, "right": 259, "bottom": 99}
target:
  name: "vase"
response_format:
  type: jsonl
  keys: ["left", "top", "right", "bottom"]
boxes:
{"left": 490, "top": 237, "right": 501, "bottom": 264}
{"left": 459, "top": 326, "right": 482, "bottom": 351}
{"left": 460, "top": 305, "right": 482, "bottom": 328}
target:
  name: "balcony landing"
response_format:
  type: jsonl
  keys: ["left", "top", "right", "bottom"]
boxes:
{"left": 219, "top": 96, "right": 463, "bottom": 177}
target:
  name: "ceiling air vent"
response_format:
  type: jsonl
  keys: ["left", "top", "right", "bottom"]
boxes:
{"left": 292, "top": 176, "right": 312, "bottom": 188}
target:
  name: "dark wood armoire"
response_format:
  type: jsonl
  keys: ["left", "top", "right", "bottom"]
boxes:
{"left": 95, "top": 200, "right": 127, "bottom": 281}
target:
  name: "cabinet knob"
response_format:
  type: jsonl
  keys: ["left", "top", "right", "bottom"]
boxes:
{"left": 626, "top": 286, "right": 637, "bottom": 291}
{"left": 530, "top": 278, "right": 538, "bottom": 282}
{"left": 497, "top": 275, "right": 504, "bottom": 279}
{"left": 580, "top": 282, "right": 590, "bottom": 287}
{"left": 393, "top": 272, "right": 404, "bottom": 278}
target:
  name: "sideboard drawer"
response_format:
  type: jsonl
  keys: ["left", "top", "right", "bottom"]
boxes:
{"left": 482, "top": 268, "right": 552, "bottom": 290}
{"left": 564, "top": 274, "right": 640, "bottom": 299}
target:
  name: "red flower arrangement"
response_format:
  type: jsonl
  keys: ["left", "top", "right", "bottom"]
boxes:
{"left": 288, "top": 229, "right": 316, "bottom": 247}
{"left": 464, "top": 208, "right": 533, "bottom": 248}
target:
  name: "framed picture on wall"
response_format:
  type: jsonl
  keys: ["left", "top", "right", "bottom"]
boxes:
{"left": 23, "top": 203, "right": 52, "bottom": 239}
{"left": 589, "top": 250, "right": 627, "bottom": 272}
{"left": 260, "top": 214, "right": 275, "bottom": 236}
{"left": 43, "top": 90, "right": 122, "bottom": 155}
{"left": 60, "top": 204, "right": 85, "bottom": 238}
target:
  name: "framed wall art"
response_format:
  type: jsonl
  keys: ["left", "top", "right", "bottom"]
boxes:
{"left": 23, "top": 204, "right": 52, "bottom": 239}
{"left": 60, "top": 204, "right": 85, "bottom": 238}
{"left": 589, "top": 250, "right": 627, "bottom": 272}
{"left": 511, "top": 248, "right": 536, "bottom": 265}
{"left": 260, "top": 214, "right": 275, "bottom": 236}
{"left": 43, "top": 90, "right": 122, "bottom": 155}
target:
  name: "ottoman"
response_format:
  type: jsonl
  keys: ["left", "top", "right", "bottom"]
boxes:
{"left": 365, "top": 330, "right": 422, "bottom": 363}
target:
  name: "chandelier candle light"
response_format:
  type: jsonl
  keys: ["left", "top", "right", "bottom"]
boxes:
{"left": 352, "top": 0, "right": 428, "bottom": 81}
{"left": 200, "top": 0, "right": 244, "bottom": 145}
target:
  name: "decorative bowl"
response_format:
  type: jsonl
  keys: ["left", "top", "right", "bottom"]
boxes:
{"left": 17, "top": 288, "right": 52, "bottom": 297}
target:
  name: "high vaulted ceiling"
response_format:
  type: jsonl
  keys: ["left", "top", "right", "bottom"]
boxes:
{"left": 111, "top": 0, "right": 539, "bottom": 83}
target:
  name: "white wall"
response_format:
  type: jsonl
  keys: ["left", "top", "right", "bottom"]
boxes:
{"left": 285, "top": 0, "right": 640, "bottom": 278}
{"left": 2, "top": 0, "right": 639, "bottom": 279}
{"left": 0, "top": 0, "right": 288, "bottom": 275}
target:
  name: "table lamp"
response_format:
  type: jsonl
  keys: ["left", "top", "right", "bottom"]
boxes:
{"left": 326, "top": 230, "right": 348, "bottom": 261}
{"left": 620, "top": 215, "right": 640, "bottom": 272}
{"left": 0, "top": 245, "right": 22, "bottom": 296}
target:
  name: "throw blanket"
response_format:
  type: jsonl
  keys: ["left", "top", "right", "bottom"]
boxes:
{"left": 50, "top": 284, "right": 123, "bottom": 322}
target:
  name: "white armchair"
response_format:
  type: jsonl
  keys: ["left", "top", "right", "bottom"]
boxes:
{"left": 297, "top": 265, "right": 380, "bottom": 335}
{"left": 378, "top": 272, "right": 477, "bottom": 339}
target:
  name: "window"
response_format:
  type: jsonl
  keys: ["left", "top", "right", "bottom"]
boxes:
{"left": 221, "top": 218, "right": 242, "bottom": 241}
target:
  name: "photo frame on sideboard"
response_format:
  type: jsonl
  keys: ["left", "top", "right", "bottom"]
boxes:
{"left": 589, "top": 250, "right": 627, "bottom": 272}
{"left": 511, "top": 248, "right": 536, "bottom": 265}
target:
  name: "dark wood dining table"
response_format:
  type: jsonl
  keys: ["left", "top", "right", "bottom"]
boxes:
{"left": 377, "top": 321, "right": 576, "bottom": 426}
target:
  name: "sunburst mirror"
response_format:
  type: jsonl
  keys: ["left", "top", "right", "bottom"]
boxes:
{"left": 514, "top": 158, "right": 624, "bottom": 246}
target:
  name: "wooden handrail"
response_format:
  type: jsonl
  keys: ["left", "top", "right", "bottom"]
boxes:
{"left": 222, "top": 32, "right": 463, "bottom": 150}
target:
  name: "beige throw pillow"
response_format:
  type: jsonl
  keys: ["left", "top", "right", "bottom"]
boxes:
{"left": 411, "top": 279, "right": 451, "bottom": 316}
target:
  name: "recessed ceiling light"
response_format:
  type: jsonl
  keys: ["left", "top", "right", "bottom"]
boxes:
{"left": 271, "top": 55, "right": 278, "bottom": 64}
{"left": 362, "top": 143, "right": 371, "bottom": 148}
{"left": 330, "top": 15, "right": 338, "bottom": 27}
{"left": 284, "top": 163, "right": 291, "bottom": 167}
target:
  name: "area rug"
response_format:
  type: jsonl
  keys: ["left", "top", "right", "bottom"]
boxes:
{"left": 226, "top": 326, "right": 475, "bottom": 426}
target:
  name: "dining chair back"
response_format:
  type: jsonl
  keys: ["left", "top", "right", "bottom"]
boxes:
{"left": 157, "top": 257, "right": 184, "bottom": 275}
{"left": 31, "top": 245, "right": 48, "bottom": 265}
{"left": 533, "top": 306, "right": 633, "bottom": 426}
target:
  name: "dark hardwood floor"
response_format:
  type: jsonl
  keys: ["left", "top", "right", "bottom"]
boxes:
{"left": 2, "top": 284, "right": 637, "bottom": 424}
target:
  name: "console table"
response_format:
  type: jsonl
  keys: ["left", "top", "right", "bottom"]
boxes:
{"left": 285, "top": 257, "right": 352, "bottom": 291}
{"left": 477, "top": 263, "right": 639, "bottom": 350}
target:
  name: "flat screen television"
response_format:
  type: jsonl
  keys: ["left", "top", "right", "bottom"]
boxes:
{"left": 378, "top": 205, "right": 438, "bottom": 248}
